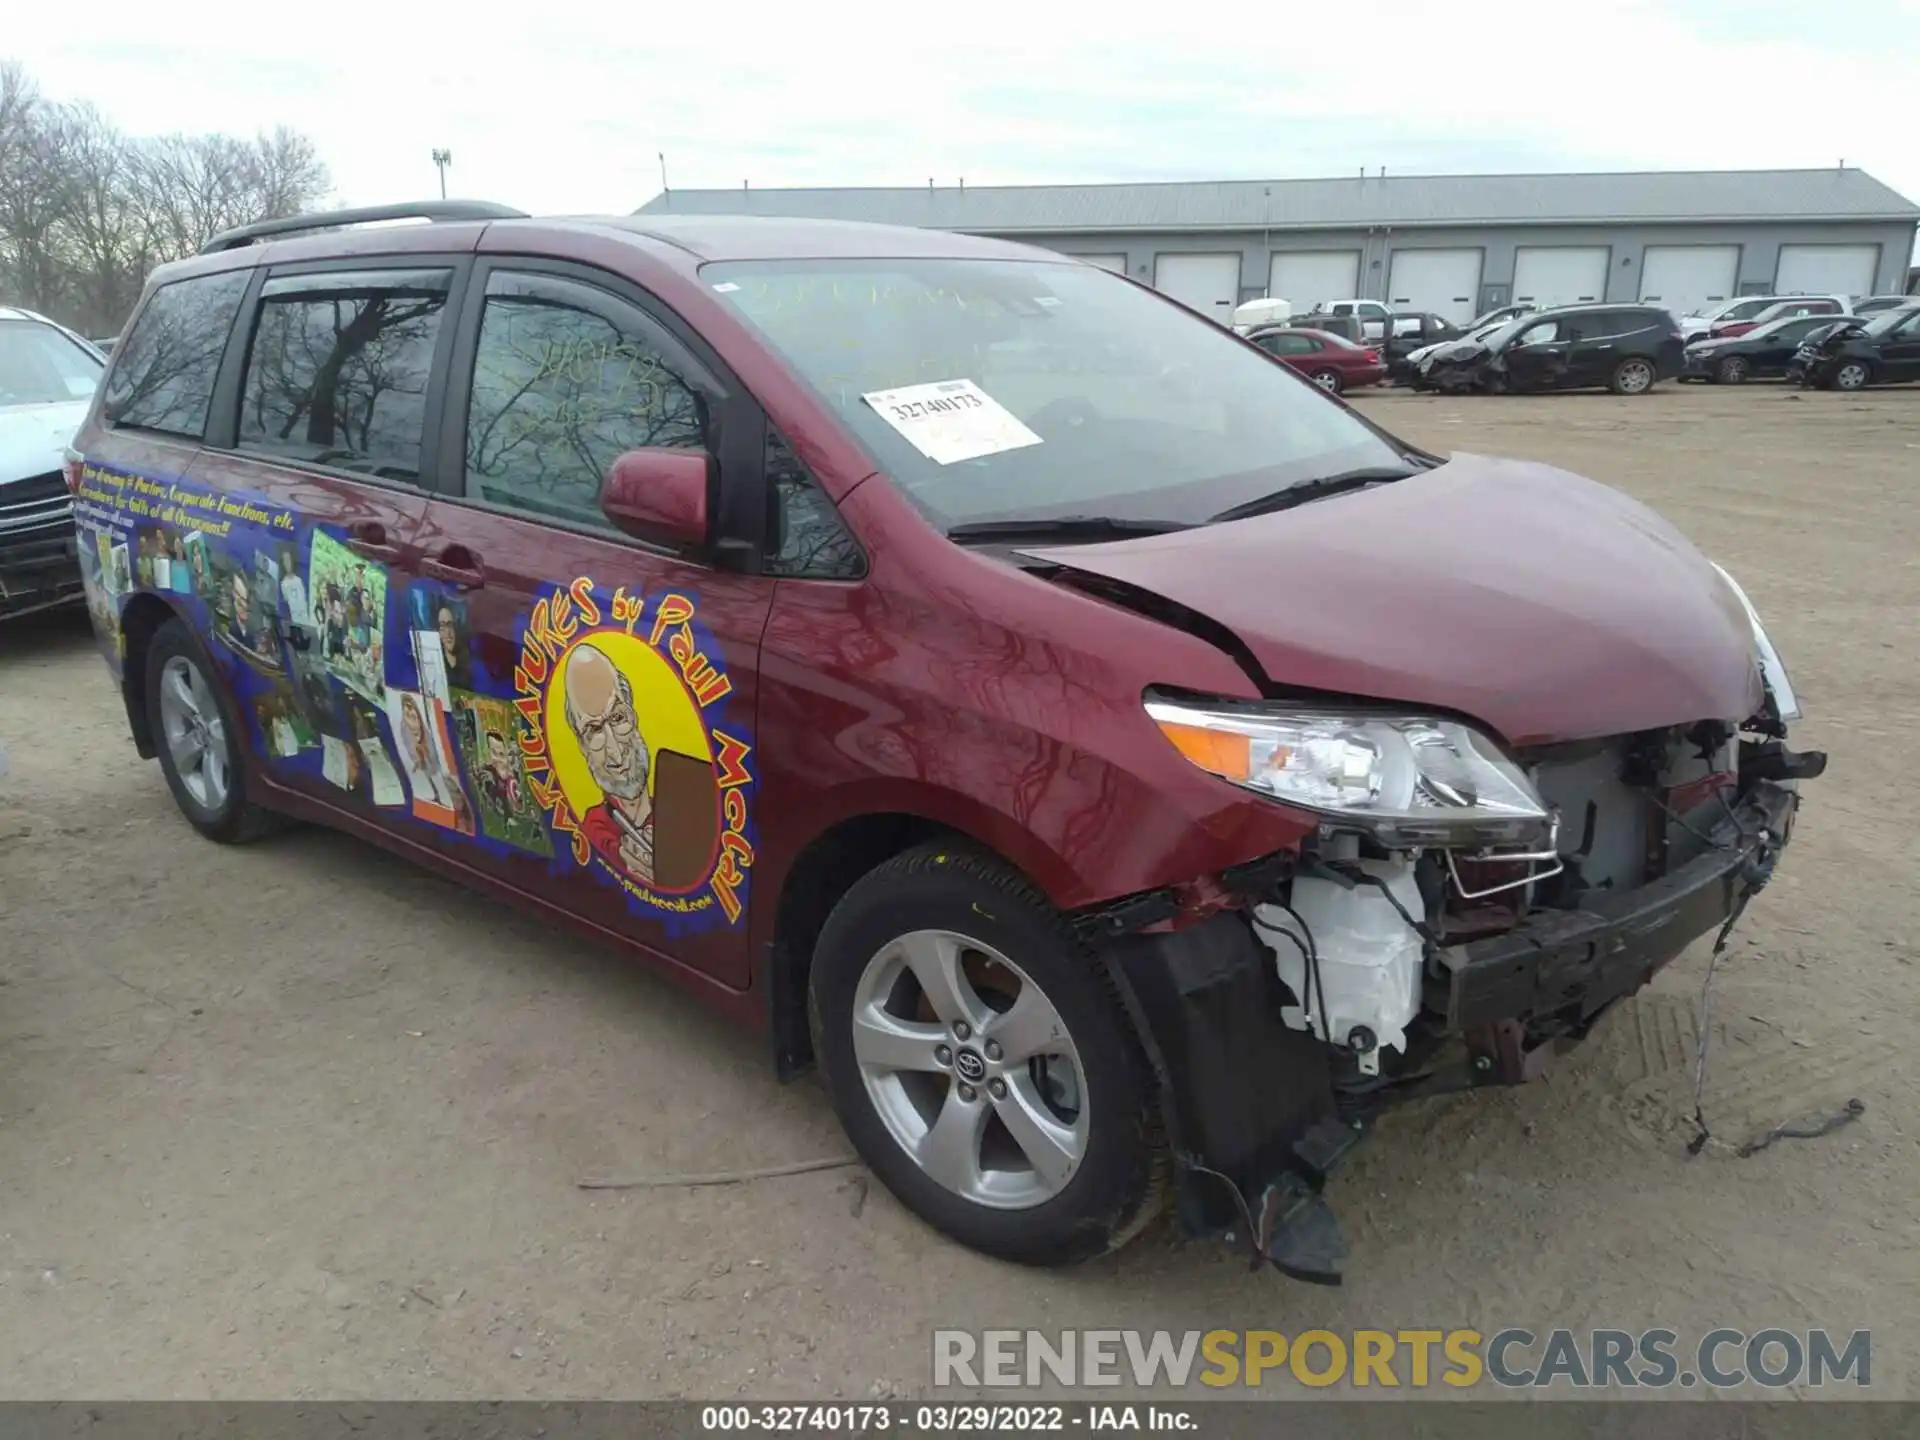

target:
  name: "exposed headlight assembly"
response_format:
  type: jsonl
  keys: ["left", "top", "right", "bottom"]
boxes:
{"left": 1145, "top": 695, "right": 1550, "bottom": 849}
{"left": 1711, "top": 563, "right": 1801, "bottom": 721}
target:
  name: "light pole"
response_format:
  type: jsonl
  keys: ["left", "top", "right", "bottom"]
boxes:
{"left": 431, "top": 148, "right": 452, "bottom": 200}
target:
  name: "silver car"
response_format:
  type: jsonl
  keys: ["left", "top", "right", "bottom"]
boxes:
{"left": 1, "top": 306, "right": 104, "bottom": 619}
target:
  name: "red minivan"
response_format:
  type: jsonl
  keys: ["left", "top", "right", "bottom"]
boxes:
{"left": 68, "top": 203, "right": 1820, "bottom": 1282}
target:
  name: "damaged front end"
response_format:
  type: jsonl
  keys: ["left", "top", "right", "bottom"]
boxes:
{"left": 1414, "top": 339, "right": 1497, "bottom": 393}
{"left": 1094, "top": 599, "right": 1823, "bottom": 1286}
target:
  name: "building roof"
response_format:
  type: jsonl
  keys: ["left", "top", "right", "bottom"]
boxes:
{"left": 636, "top": 168, "right": 1920, "bottom": 234}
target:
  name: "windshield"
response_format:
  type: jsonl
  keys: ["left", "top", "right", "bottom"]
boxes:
{"left": 704, "top": 257, "right": 1406, "bottom": 528}
{"left": 0, "top": 319, "right": 103, "bottom": 406}
{"left": 1862, "top": 305, "right": 1920, "bottom": 338}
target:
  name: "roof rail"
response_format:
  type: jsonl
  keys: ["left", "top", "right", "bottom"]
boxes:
{"left": 199, "top": 200, "right": 528, "bottom": 254}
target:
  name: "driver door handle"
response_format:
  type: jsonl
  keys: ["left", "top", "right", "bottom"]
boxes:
{"left": 345, "top": 520, "right": 402, "bottom": 564}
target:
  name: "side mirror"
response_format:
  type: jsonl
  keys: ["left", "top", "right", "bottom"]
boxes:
{"left": 599, "top": 448, "right": 711, "bottom": 550}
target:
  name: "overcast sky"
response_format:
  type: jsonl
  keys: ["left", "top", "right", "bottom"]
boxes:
{"left": 11, "top": 0, "right": 1919, "bottom": 249}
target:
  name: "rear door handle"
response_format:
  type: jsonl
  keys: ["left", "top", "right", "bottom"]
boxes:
{"left": 421, "top": 548, "right": 485, "bottom": 589}
{"left": 345, "top": 521, "right": 403, "bottom": 564}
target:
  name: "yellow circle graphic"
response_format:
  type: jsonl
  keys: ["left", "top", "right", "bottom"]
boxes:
{"left": 544, "top": 630, "right": 713, "bottom": 821}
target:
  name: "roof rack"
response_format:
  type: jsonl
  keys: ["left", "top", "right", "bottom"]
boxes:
{"left": 199, "top": 200, "right": 528, "bottom": 254}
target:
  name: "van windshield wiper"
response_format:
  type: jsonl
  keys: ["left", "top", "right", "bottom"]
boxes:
{"left": 1209, "top": 466, "right": 1421, "bottom": 523}
{"left": 945, "top": 515, "right": 1194, "bottom": 545}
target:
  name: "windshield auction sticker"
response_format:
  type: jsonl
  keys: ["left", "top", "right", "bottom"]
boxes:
{"left": 861, "top": 378, "right": 1043, "bottom": 465}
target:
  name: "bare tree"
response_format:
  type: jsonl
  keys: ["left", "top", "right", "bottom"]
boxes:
{"left": 0, "top": 57, "right": 330, "bottom": 336}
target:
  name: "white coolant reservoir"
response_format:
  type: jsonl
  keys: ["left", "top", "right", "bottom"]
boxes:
{"left": 1254, "top": 858, "right": 1426, "bottom": 1072}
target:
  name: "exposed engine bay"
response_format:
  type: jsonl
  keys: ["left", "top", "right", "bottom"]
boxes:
{"left": 1100, "top": 687, "right": 1824, "bottom": 1287}
{"left": 1249, "top": 719, "right": 1791, "bottom": 1082}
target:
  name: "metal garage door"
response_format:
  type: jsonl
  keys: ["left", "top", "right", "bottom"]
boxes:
{"left": 1638, "top": 245, "right": 1740, "bottom": 317}
{"left": 1268, "top": 250, "right": 1361, "bottom": 314}
{"left": 1775, "top": 244, "right": 1879, "bottom": 296}
{"left": 1387, "top": 249, "right": 1483, "bottom": 324}
{"left": 1512, "top": 246, "right": 1610, "bottom": 309}
{"left": 1072, "top": 253, "right": 1128, "bottom": 274}
{"left": 1154, "top": 252, "right": 1242, "bottom": 320}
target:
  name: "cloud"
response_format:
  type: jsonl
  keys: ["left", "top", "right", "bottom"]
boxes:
{"left": 8, "top": 0, "right": 1917, "bottom": 263}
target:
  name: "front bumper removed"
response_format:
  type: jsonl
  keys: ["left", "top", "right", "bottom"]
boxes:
{"left": 1097, "top": 776, "right": 1805, "bottom": 1286}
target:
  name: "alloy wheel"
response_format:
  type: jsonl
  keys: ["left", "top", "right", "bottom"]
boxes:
{"left": 1718, "top": 356, "right": 1748, "bottom": 384}
{"left": 1311, "top": 369, "right": 1341, "bottom": 392}
{"left": 1835, "top": 362, "right": 1870, "bottom": 391}
{"left": 851, "top": 929, "right": 1088, "bottom": 1210}
{"left": 1616, "top": 359, "right": 1655, "bottom": 394}
{"left": 157, "top": 653, "right": 230, "bottom": 811}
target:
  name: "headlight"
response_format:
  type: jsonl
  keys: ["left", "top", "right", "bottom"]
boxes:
{"left": 1710, "top": 563, "right": 1801, "bottom": 721}
{"left": 1145, "top": 696, "right": 1550, "bottom": 848}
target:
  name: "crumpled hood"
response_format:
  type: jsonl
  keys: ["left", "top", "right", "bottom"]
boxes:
{"left": 0, "top": 399, "right": 89, "bottom": 487}
{"left": 1029, "top": 453, "right": 1763, "bottom": 745}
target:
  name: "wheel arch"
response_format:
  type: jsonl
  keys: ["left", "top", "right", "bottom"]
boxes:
{"left": 758, "top": 787, "right": 1081, "bottom": 1080}
{"left": 117, "top": 591, "right": 193, "bottom": 759}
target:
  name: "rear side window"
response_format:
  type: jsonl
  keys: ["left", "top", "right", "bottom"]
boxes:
{"left": 102, "top": 269, "right": 250, "bottom": 438}
{"left": 1257, "top": 333, "right": 1318, "bottom": 356}
{"left": 463, "top": 270, "right": 709, "bottom": 530}
{"left": 237, "top": 268, "right": 453, "bottom": 483}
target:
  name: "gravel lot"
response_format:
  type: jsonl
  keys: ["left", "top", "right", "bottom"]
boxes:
{"left": 3, "top": 384, "right": 1915, "bottom": 1400}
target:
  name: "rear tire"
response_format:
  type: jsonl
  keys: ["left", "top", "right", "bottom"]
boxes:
{"left": 1309, "top": 368, "right": 1344, "bottom": 394}
{"left": 808, "top": 843, "right": 1166, "bottom": 1266}
{"left": 146, "top": 618, "right": 283, "bottom": 844}
{"left": 1610, "top": 357, "right": 1657, "bottom": 395}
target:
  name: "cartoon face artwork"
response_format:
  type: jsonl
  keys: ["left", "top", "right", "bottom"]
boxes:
{"left": 307, "top": 530, "right": 386, "bottom": 703}
{"left": 515, "top": 581, "right": 756, "bottom": 932}
{"left": 563, "top": 641, "right": 658, "bottom": 884}
{"left": 451, "top": 692, "right": 551, "bottom": 857}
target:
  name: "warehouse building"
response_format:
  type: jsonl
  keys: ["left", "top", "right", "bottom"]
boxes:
{"left": 636, "top": 167, "right": 1920, "bottom": 324}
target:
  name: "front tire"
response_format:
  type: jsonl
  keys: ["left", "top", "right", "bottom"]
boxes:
{"left": 809, "top": 844, "right": 1166, "bottom": 1266}
{"left": 1830, "top": 359, "right": 1873, "bottom": 391}
{"left": 147, "top": 618, "right": 281, "bottom": 843}
{"left": 1716, "top": 355, "right": 1750, "bottom": 384}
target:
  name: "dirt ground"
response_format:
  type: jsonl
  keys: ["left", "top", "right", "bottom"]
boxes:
{"left": 2, "top": 384, "right": 1916, "bottom": 1401}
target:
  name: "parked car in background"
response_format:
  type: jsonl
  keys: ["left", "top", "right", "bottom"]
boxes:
{"left": 1851, "top": 295, "right": 1915, "bottom": 317}
{"left": 1306, "top": 298, "right": 1394, "bottom": 339}
{"left": 2, "top": 305, "right": 105, "bottom": 620}
{"left": 1678, "top": 295, "right": 1784, "bottom": 342}
{"left": 1707, "top": 295, "right": 1847, "bottom": 341}
{"left": 1380, "top": 313, "right": 1463, "bottom": 382}
{"left": 1683, "top": 314, "right": 1855, "bottom": 384}
{"left": 1788, "top": 302, "right": 1920, "bottom": 390}
{"left": 1244, "top": 326, "right": 1385, "bottom": 393}
{"left": 1416, "top": 304, "right": 1685, "bottom": 395}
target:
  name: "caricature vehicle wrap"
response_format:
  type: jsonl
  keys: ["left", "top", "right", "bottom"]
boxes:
{"left": 1, "top": 307, "right": 105, "bottom": 619}
{"left": 69, "top": 203, "right": 1821, "bottom": 1284}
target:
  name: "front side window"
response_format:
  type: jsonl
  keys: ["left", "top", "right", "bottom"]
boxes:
{"left": 464, "top": 272, "right": 708, "bottom": 530}
{"left": 1514, "top": 320, "right": 1562, "bottom": 346}
{"left": 764, "top": 431, "right": 864, "bottom": 579}
{"left": 237, "top": 269, "right": 452, "bottom": 482}
{"left": 706, "top": 257, "right": 1405, "bottom": 529}
{"left": 102, "top": 269, "right": 251, "bottom": 438}
{"left": 0, "top": 319, "right": 103, "bottom": 406}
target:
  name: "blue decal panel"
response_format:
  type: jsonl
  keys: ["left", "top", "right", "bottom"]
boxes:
{"left": 73, "top": 461, "right": 755, "bottom": 937}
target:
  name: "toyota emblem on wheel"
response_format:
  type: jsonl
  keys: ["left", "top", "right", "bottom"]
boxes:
{"left": 954, "top": 1048, "right": 987, "bottom": 1083}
